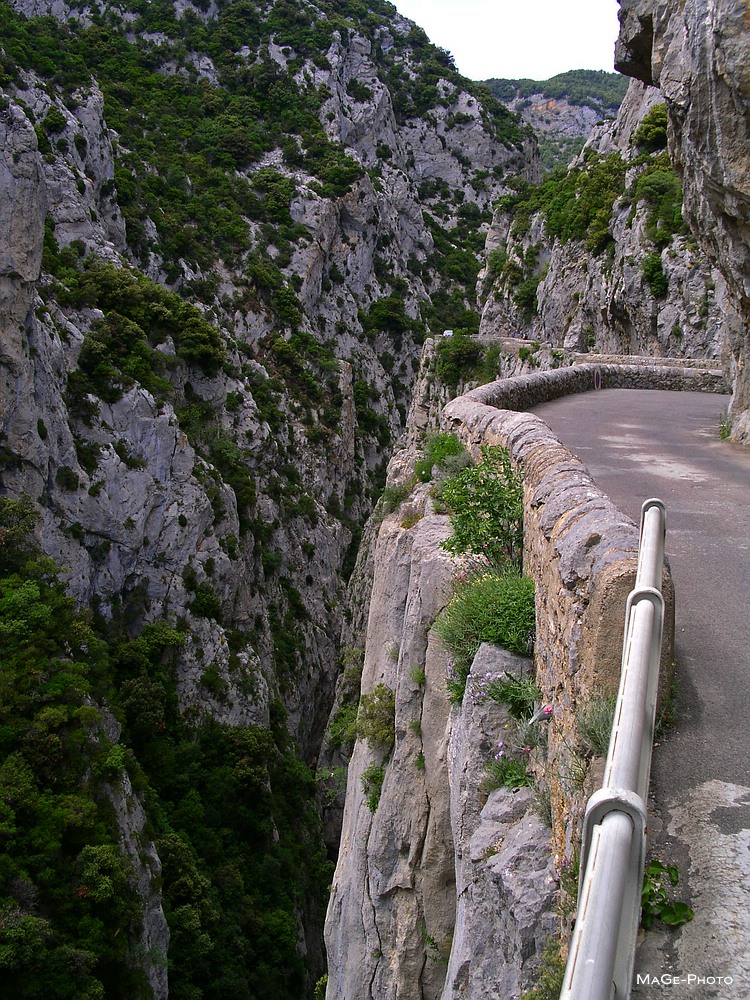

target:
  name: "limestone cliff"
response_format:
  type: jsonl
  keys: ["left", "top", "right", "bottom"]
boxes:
{"left": 479, "top": 78, "right": 734, "bottom": 368}
{"left": 615, "top": 0, "right": 750, "bottom": 439}
{"left": 0, "top": 0, "right": 536, "bottom": 755}
{"left": 324, "top": 464, "right": 557, "bottom": 1000}
{"left": 0, "top": 0, "right": 538, "bottom": 991}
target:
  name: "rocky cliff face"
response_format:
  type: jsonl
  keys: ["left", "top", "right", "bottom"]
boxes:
{"left": 0, "top": 0, "right": 538, "bottom": 991}
{"left": 615, "top": 0, "right": 750, "bottom": 440}
{"left": 324, "top": 465, "right": 557, "bottom": 1000}
{"left": 479, "top": 78, "right": 736, "bottom": 368}
{"left": 0, "top": 0, "right": 534, "bottom": 753}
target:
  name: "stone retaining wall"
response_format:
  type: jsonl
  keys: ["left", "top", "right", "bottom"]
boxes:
{"left": 440, "top": 365, "right": 685, "bottom": 862}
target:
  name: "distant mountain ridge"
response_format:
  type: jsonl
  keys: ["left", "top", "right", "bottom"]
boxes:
{"left": 485, "top": 69, "right": 630, "bottom": 169}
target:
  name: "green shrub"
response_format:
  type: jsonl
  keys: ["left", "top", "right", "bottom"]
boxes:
{"left": 632, "top": 160, "right": 685, "bottom": 247}
{"left": 55, "top": 465, "right": 80, "bottom": 491}
{"left": 485, "top": 246, "right": 508, "bottom": 281}
{"left": 200, "top": 661, "right": 228, "bottom": 700}
{"left": 347, "top": 79, "right": 372, "bottom": 102}
{"left": 719, "top": 411, "right": 733, "bottom": 440}
{"left": 486, "top": 674, "right": 540, "bottom": 719}
{"left": 327, "top": 701, "right": 359, "bottom": 750}
{"left": 42, "top": 105, "right": 66, "bottom": 134}
{"left": 577, "top": 692, "right": 616, "bottom": 757}
{"left": 439, "top": 445, "right": 524, "bottom": 569}
{"left": 361, "top": 763, "right": 386, "bottom": 812}
{"left": 514, "top": 273, "right": 542, "bottom": 318}
{"left": 357, "top": 683, "right": 395, "bottom": 752}
{"left": 189, "top": 583, "right": 223, "bottom": 623}
{"left": 71, "top": 436, "right": 99, "bottom": 475}
{"left": 380, "top": 482, "right": 411, "bottom": 513}
{"left": 641, "top": 252, "right": 668, "bottom": 298}
{"left": 64, "top": 260, "right": 225, "bottom": 379}
{"left": 520, "top": 938, "right": 566, "bottom": 1000}
{"left": 633, "top": 102, "right": 668, "bottom": 153}
{"left": 641, "top": 859, "right": 694, "bottom": 929}
{"left": 414, "top": 431, "right": 468, "bottom": 482}
{"left": 434, "top": 570, "right": 536, "bottom": 702}
{"left": 435, "top": 332, "right": 483, "bottom": 388}
{"left": 484, "top": 754, "right": 533, "bottom": 789}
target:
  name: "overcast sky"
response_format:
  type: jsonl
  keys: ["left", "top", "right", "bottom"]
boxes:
{"left": 390, "top": 0, "right": 622, "bottom": 81}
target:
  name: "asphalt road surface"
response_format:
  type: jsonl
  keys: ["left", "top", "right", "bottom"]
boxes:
{"left": 532, "top": 388, "right": 750, "bottom": 998}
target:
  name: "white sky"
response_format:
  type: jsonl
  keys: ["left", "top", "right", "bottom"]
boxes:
{"left": 390, "top": 0, "right": 622, "bottom": 81}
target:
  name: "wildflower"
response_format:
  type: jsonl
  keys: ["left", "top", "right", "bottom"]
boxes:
{"left": 543, "top": 705, "right": 553, "bottom": 717}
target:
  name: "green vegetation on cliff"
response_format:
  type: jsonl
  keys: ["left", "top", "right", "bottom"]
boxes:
{"left": 0, "top": 497, "right": 331, "bottom": 999}
{"left": 0, "top": 0, "right": 522, "bottom": 278}
{"left": 498, "top": 150, "right": 627, "bottom": 256}
{"left": 432, "top": 447, "right": 535, "bottom": 702}
{"left": 485, "top": 69, "right": 629, "bottom": 116}
{"left": 491, "top": 103, "right": 689, "bottom": 311}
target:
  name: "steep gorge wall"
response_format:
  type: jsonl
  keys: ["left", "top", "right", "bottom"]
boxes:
{"left": 0, "top": 2, "right": 539, "bottom": 991}
{"left": 325, "top": 358, "right": 700, "bottom": 999}
{"left": 479, "top": 78, "right": 735, "bottom": 367}
{"left": 0, "top": 0, "right": 536, "bottom": 757}
{"left": 616, "top": 0, "right": 750, "bottom": 441}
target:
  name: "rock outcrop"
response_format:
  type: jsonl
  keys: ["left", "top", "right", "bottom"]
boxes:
{"left": 325, "top": 490, "right": 457, "bottom": 1000}
{"left": 615, "top": 0, "right": 750, "bottom": 440}
{"left": 479, "top": 79, "right": 734, "bottom": 368}
{"left": 324, "top": 488, "right": 559, "bottom": 1000}
{"left": 441, "top": 645, "right": 557, "bottom": 1000}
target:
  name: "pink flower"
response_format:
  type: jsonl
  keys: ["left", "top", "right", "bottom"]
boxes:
{"left": 543, "top": 705, "right": 553, "bottom": 717}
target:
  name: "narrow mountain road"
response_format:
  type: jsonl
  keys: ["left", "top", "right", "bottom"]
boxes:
{"left": 532, "top": 388, "right": 750, "bottom": 999}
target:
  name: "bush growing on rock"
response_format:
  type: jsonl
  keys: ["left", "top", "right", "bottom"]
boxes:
{"left": 434, "top": 568, "right": 536, "bottom": 703}
{"left": 356, "top": 683, "right": 396, "bottom": 751}
{"left": 361, "top": 763, "right": 386, "bottom": 812}
{"left": 438, "top": 445, "right": 524, "bottom": 569}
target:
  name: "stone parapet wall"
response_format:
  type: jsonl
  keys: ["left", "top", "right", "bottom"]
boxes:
{"left": 463, "top": 362, "right": 726, "bottom": 413}
{"left": 441, "top": 370, "right": 678, "bottom": 863}
{"left": 573, "top": 354, "right": 726, "bottom": 369}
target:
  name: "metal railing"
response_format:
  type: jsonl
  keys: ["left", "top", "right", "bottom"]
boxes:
{"left": 559, "top": 499, "right": 667, "bottom": 1000}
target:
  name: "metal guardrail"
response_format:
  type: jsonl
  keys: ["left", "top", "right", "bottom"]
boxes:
{"left": 559, "top": 499, "right": 667, "bottom": 1000}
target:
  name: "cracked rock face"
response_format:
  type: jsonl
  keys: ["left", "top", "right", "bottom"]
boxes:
{"left": 324, "top": 498, "right": 558, "bottom": 1000}
{"left": 616, "top": 0, "right": 750, "bottom": 441}
{"left": 325, "top": 499, "right": 457, "bottom": 1000}
{"left": 441, "top": 645, "right": 558, "bottom": 1000}
{"left": 479, "top": 79, "right": 732, "bottom": 365}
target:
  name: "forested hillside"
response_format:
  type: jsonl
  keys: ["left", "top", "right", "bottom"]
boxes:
{"left": 486, "top": 69, "right": 629, "bottom": 114}
{"left": 486, "top": 69, "right": 629, "bottom": 169}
